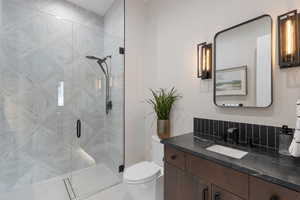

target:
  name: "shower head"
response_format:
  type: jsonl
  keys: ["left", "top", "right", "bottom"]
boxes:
{"left": 86, "top": 55, "right": 101, "bottom": 60}
{"left": 86, "top": 55, "right": 108, "bottom": 77}
{"left": 86, "top": 55, "right": 112, "bottom": 64}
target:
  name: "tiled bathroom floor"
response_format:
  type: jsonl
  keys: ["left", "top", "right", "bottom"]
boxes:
{"left": 86, "top": 183, "right": 131, "bottom": 200}
{"left": 0, "top": 164, "right": 121, "bottom": 200}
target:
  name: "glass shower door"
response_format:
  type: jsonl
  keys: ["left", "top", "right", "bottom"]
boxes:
{"left": 68, "top": 22, "right": 124, "bottom": 199}
{"left": 0, "top": 0, "right": 124, "bottom": 199}
{"left": 0, "top": 1, "right": 75, "bottom": 198}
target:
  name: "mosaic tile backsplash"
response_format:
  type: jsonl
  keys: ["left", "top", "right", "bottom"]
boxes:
{"left": 193, "top": 118, "right": 285, "bottom": 150}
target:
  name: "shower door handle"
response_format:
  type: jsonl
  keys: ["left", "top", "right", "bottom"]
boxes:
{"left": 76, "top": 119, "right": 81, "bottom": 138}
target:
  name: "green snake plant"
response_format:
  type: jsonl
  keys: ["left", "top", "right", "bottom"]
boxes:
{"left": 147, "top": 87, "right": 182, "bottom": 120}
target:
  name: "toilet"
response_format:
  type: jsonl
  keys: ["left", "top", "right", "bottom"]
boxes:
{"left": 124, "top": 135, "right": 164, "bottom": 200}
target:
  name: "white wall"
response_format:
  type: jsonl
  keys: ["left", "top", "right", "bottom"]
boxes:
{"left": 124, "top": 0, "right": 149, "bottom": 166}
{"left": 138, "top": 0, "right": 300, "bottom": 159}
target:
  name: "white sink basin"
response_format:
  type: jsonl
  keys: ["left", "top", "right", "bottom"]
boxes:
{"left": 206, "top": 145, "right": 248, "bottom": 159}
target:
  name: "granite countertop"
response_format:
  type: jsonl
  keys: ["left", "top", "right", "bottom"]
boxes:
{"left": 161, "top": 133, "right": 300, "bottom": 193}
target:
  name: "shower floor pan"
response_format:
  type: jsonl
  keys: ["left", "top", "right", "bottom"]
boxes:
{"left": 0, "top": 164, "right": 121, "bottom": 200}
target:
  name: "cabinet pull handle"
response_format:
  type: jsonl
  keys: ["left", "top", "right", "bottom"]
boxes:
{"left": 214, "top": 192, "right": 220, "bottom": 200}
{"left": 202, "top": 187, "right": 208, "bottom": 200}
{"left": 170, "top": 155, "right": 177, "bottom": 160}
{"left": 270, "top": 195, "right": 279, "bottom": 200}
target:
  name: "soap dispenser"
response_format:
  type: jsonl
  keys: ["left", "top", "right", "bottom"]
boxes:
{"left": 288, "top": 100, "right": 300, "bottom": 157}
{"left": 279, "top": 125, "right": 293, "bottom": 155}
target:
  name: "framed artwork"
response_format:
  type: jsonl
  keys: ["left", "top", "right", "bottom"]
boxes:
{"left": 216, "top": 66, "right": 247, "bottom": 96}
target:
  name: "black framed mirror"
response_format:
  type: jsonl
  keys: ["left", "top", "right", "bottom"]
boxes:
{"left": 214, "top": 15, "right": 273, "bottom": 108}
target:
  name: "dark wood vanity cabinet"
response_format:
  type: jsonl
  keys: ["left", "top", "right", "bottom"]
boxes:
{"left": 212, "top": 185, "right": 243, "bottom": 200}
{"left": 165, "top": 162, "right": 209, "bottom": 200}
{"left": 164, "top": 145, "right": 186, "bottom": 170}
{"left": 164, "top": 162, "right": 186, "bottom": 200}
{"left": 185, "top": 153, "right": 248, "bottom": 199}
{"left": 164, "top": 146, "right": 210, "bottom": 200}
{"left": 183, "top": 172, "right": 210, "bottom": 200}
{"left": 164, "top": 145, "right": 300, "bottom": 200}
{"left": 249, "top": 176, "right": 300, "bottom": 200}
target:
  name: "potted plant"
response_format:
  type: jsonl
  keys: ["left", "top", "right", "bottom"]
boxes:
{"left": 147, "top": 87, "right": 182, "bottom": 139}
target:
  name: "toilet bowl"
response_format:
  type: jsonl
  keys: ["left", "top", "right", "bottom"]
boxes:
{"left": 124, "top": 135, "right": 164, "bottom": 200}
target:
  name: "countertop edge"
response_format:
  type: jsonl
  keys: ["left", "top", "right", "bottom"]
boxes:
{"left": 162, "top": 138, "right": 300, "bottom": 193}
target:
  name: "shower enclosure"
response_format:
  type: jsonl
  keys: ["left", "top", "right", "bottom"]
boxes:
{"left": 0, "top": 0, "right": 125, "bottom": 199}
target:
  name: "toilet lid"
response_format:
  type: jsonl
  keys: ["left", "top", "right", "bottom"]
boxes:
{"left": 124, "top": 161, "right": 161, "bottom": 184}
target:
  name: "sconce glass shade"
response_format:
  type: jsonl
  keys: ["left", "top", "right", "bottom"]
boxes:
{"left": 197, "top": 43, "right": 212, "bottom": 79}
{"left": 278, "top": 10, "right": 300, "bottom": 68}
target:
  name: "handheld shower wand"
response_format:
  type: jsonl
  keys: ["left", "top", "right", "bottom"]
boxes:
{"left": 86, "top": 55, "right": 112, "bottom": 115}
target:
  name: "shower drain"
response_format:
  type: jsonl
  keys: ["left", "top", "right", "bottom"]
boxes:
{"left": 63, "top": 178, "right": 78, "bottom": 200}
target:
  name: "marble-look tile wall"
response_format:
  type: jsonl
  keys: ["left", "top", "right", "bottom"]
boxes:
{"left": 0, "top": 0, "right": 124, "bottom": 193}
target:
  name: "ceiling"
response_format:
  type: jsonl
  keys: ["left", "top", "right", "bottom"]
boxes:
{"left": 66, "top": 0, "right": 115, "bottom": 16}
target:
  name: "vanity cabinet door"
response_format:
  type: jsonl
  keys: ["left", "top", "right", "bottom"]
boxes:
{"left": 165, "top": 162, "right": 210, "bottom": 200}
{"left": 212, "top": 185, "right": 244, "bottom": 200}
{"left": 186, "top": 154, "right": 249, "bottom": 199}
{"left": 249, "top": 176, "right": 300, "bottom": 200}
{"left": 185, "top": 173, "right": 210, "bottom": 200}
{"left": 165, "top": 162, "right": 186, "bottom": 200}
{"left": 165, "top": 145, "right": 186, "bottom": 170}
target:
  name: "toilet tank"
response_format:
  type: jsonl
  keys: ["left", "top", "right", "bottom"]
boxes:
{"left": 151, "top": 135, "right": 164, "bottom": 167}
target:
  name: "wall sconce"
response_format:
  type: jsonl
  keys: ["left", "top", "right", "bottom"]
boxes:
{"left": 278, "top": 10, "right": 300, "bottom": 68}
{"left": 197, "top": 42, "right": 212, "bottom": 79}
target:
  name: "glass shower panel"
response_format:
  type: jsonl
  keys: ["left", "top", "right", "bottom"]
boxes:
{"left": 69, "top": 22, "right": 124, "bottom": 199}
{"left": 105, "top": 34, "right": 125, "bottom": 176}
{"left": 0, "top": 0, "right": 74, "bottom": 196}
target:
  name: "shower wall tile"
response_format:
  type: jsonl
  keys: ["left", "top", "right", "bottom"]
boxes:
{"left": 21, "top": 130, "right": 74, "bottom": 175}
{"left": 0, "top": 1, "right": 40, "bottom": 32}
{"left": 13, "top": 161, "right": 60, "bottom": 189}
{"left": 0, "top": 0, "right": 125, "bottom": 193}
{"left": 73, "top": 24, "right": 104, "bottom": 57}
{"left": 0, "top": 152, "right": 35, "bottom": 191}
{"left": 48, "top": 40, "right": 75, "bottom": 66}
{"left": 0, "top": 131, "right": 15, "bottom": 158}
{"left": 23, "top": 52, "right": 61, "bottom": 82}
